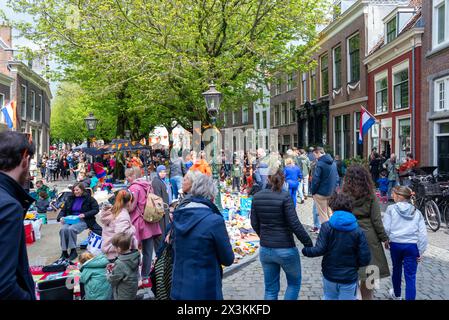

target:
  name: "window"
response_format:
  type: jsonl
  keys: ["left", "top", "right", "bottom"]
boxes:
{"left": 333, "top": 46, "right": 342, "bottom": 89}
{"left": 348, "top": 33, "right": 360, "bottom": 83}
{"left": 223, "top": 112, "right": 227, "bottom": 126}
{"left": 21, "top": 85, "right": 27, "bottom": 120}
{"left": 386, "top": 16, "right": 397, "bottom": 43}
{"left": 263, "top": 111, "right": 267, "bottom": 129}
{"left": 30, "top": 91, "right": 36, "bottom": 121}
{"left": 232, "top": 111, "right": 237, "bottom": 125}
{"left": 293, "top": 134, "right": 298, "bottom": 147}
{"left": 393, "top": 66, "right": 409, "bottom": 110}
{"left": 320, "top": 54, "right": 329, "bottom": 96}
{"left": 435, "top": 76, "right": 449, "bottom": 111}
{"left": 256, "top": 113, "right": 260, "bottom": 130}
{"left": 289, "top": 101, "right": 296, "bottom": 124}
{"left": 433, "top": 0, "right": 448, "bottom": 47}
{"left": 242, "top": 105, "right": 249, "bottom": 124}
{"left": 310, "top": 69, "right": 317, "bottom": 101}
{"left": 302, "top": 73, "right": 308, "bottom": 102}
{"left": 281, "top": 103, "right": 288, "bottom": 125}
{"left": 398, "top": 118, "right": 411, "bottom": 163}
{"left": 39, "top": 94, "right": 43, "bottom": 122}
{"left": 0, "top": 94, "right": 4, "bottom": 124}
{"left": 354, "top": 112, "right": 363, "bottom": 157}
{"left": 283, "top": 135, "right": 291, "bottom": 147}
{"left": 287, "top": 72, "right": 297, "bottom": 91}
{"left": 334, "top": 114, "right": 351, "bottom": 159}
{"left": 275, "top": 105, "right": 280, "bottom": 126}
{"left": 375, "top": 75, "right": 388, "bottom": 114}
{"left": 274, "top": 78, "right": 282, "bottom": 95}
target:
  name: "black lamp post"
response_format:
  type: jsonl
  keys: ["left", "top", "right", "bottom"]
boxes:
{"left": 84, "top": 112, "right": 98, "bottom": 148}
{"left": 202, "top": 82, "right": 223, "bottom": 210}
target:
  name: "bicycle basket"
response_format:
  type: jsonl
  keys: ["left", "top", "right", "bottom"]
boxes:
{"left": 416, "top": 183, "right": 442, "bottom": 196}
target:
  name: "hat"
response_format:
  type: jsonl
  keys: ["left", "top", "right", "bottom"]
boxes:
{"left": 393, "top": 186, "right": 412, "bottom": 198}
{"left": 157, "top": 165, "right": 166, "bottom": 174}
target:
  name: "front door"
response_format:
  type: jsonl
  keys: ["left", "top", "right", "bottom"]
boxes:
{"left": 438, "top": 136, "right": 449, "bottom": 174}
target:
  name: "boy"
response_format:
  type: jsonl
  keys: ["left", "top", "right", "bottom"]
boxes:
{"left": 302, "top": 193, "right": 371, "bottom": 300}
{"left": 35, "top": 180, "right": 50, "bottom": 199}
{"left": 383, "top": 186, "right": 427, "bottom": 300}
{"left": 35, "top": 191, "right": 50, "bottom": 214}
{"left": 377, "top": 170, "right": 390, "bottom": 202}
{"left": 106, "top": 232, "right": 140, "bottom": 300}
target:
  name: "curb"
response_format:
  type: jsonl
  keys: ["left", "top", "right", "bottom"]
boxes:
{"left": 223, "top": 250, "right": 260, "bottom": 279}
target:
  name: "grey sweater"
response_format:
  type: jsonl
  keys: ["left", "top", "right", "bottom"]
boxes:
{"left": 107, "top": 249, "right": 140, "bottom": 300}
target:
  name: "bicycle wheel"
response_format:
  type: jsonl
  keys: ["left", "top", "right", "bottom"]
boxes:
{"left": 444, "top": 204, "right": 449, "bottom": 230}
{"left": 425, "top": 200, "right": 441, "bottom": 232}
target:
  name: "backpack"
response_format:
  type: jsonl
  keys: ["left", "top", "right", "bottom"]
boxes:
{"left": 143, "top": 183, "right": 168, "bottom": 223}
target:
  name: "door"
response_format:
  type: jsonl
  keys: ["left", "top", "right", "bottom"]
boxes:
{"left": 438, "top": 136, "right": 449, "bottom": 174}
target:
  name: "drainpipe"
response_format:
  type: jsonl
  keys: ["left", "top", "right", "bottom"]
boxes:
{"left": 411, "top": 35, "right": 416, "bottom": 161}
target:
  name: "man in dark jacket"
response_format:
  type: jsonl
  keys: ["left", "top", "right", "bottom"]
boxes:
{"left": 302, "top": 193, "right": 371, "bottom": 300}
{"left": 169, "top": 156, "right": 186, "bottom": 200}
{"left": 311, "top": 147, "right": 338, "bottom": 224}
{"left": 152, "top": 165, "right": 170, "bottom": 251}
{"left": 0, "top": 131, "right": 36, "bottom": 300}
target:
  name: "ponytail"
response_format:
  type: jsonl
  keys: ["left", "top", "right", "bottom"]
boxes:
{"left": 112, "top": 190, "right": 132, "bottom": 218}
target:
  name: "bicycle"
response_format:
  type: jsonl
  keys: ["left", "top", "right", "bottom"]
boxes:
{"left": 435, "top": 185, "right": 449, "bottom": 230}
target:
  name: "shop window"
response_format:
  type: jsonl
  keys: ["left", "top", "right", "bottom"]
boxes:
{"left": 398, "top": 118, "right": 411, "bottom": 163}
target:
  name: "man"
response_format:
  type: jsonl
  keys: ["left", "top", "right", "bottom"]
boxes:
{"left": 0, "top": 131, "right": 36, "bottom": 300}
{"left": 253, "top": 148, "right": 270, "bottom": 191}
{"left": 298, "top": 149, "right": 311, "bottom": 199}
{"left": 311, "top": 147, "right": 338, "bottom": 223}
{"left": 383, "top": 153, "right": 399, "bottom": 200}
{"left": 152, "top": 165, "right": 170, "bottom": 251}
{"left": 169, "top": 154, "right": 186, "bottom": 200}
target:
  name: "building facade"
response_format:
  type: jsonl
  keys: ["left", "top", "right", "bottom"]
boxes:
{"left": 365, "top": 7, "right": 423, "bottom": 164}
{"left": 270, "top": 71, "right": 298, "bottom": 153}
{"left": 297, "top": 0, "right": 410, "bottom": 159}
{"left": 421, "top": 0, "right": 449, "bottom": 173}
{"left": 0, "top": 26, "right": 52, "bottom": 158}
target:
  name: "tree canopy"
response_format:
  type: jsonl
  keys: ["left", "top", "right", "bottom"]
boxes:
{"left": 4, "top": 0, "right": 331, "bottom": 142}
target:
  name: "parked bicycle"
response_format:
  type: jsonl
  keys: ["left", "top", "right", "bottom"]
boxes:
{"left": 434, "top": 184, "right": 449, "bottom": 230}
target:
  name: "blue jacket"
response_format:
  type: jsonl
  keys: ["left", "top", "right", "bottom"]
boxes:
{"left": 377, "top": 177, "right": 389, "bottom": 193}
{"left": 302, "top": 211, "right": 371, "bottom": 284}
{"left": 283, "top": 165, "right": 303, "bottom": 189}
{"left": 311, "top": 154, "right": 338, "bottom": 197}
{"left": 171, "top": 197, "right": 234, "bottom": 300}
{"left": 0, "top": 172, "right": 36, "bottom": 300}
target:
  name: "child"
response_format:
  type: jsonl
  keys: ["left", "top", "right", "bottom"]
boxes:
{"left": 79, "top": 252, "right": 112, "bottom": 300}
{"left": 35, "top": 191, "right": 50, "bottom": 214}
{"left": 383, "top": 186, "right": 428, "bottom": 301}
{"left": 302, "top": 193, "right": 371, "bottom": 300}
{"left": 377, "top": 170, "right": 390, "bottom": 200}
{"left": 231, "top": 159, "right": 243, "bottom": 192}
{"left": 106, "top": 232, "right": 140, "bottom": 300}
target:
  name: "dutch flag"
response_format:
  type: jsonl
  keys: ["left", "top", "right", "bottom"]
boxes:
{"left": 358, "top": 106, "right": 376, "bottom": 144}
{"left": 1, "top": 101, "right": 16, "bottom": 129}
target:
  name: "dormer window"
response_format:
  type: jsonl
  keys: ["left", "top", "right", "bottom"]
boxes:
{"left": 386, "top": 16, "right": 397, "bottom": 43}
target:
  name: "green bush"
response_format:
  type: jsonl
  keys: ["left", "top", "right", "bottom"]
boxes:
{"left": 343, "top": 156, "right": 369, "bottom": 169}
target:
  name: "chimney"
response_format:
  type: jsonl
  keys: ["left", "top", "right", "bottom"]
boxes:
{"left": 0, "top": 25, "right": 13, "bottom": 75}
{"left": 0, "top": 25, "right": 12, "bottom": 47}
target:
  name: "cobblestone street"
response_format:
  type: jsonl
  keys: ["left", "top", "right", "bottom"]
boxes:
{"left": 223, "top": 198, "right": 449, "bottom": 300}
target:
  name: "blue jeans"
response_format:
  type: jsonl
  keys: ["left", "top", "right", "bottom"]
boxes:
{"left": 387, "top": 180, "right": 398, "bottom": 199}
{"left": 297, "top": 180, "right": 304, "bottom": 201}
{"left": 170, "top": 176, "right": 183, "bottom": 199}
{"left": 260, "top": 246, "right": 302, "bottom": 300}
{"left": 288, "top": 185, "right": 298, "bottom": 207}
{"left": 313, "top": 202, "right": 321, "bottom": 229}
{"left": 322, "top": 277, "right": 357, "bottom": 300}
{"left": 390, "top": 242, "right": 419, "bottom": 300}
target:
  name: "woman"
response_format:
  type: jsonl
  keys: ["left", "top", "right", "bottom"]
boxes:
{"left": 152, "top": 165, "right": 171, "bottom": 251}
{"left": 125, "top": 167, "right": 162, "bottom": 287}
{"left": 283, "top": 158, "right": 303, "bottom": 207}
{"left": 100, "top": 190, "right": 138, "bottom": 261}
{"left": 171, "top": 174, "right": 234, "bottom": 300}
{"left": 59, "top": 155, "right": 70, "bottom": 180}
{"left": 57, "top": 183, "right": 101, "bottom": 261}
{"left": 74, "top": 158, "right": 87, "bottom": 182}
{"left": 251, "top": 169, "right": 313, "bottom": 300}
{"left": 342, "top": 165, "right": 390, "bottom": 300}
{"left": 189, "top": 151, "right": 212, "bottom": 176}
{"left": 370, "top": 153, "right": 382, "bottom": 187}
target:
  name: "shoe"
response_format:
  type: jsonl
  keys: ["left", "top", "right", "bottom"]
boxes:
{"left": 68, "top": 249, "right": 78, "bottom": 261}
{"left": 309, "top": 227, "right": 318, "bottom": 233}
{"left": 389, "top": 288, "right": 402, "bottom": 300}
{"left": 60, "top": 251, "right": 69, "bottom": 259}
{"left": 139, "top": 278, "right": 152, "bottom": 289}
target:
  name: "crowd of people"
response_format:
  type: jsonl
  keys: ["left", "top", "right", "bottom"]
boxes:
{"left": 0, "top": 130, "right": 429, "bottom": 301}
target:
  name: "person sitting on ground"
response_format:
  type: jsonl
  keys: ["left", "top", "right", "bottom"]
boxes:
{"left": 106, "top": 232, "right": 140, "bottom": 300}
{"left": 79, "top": 252, "right": 112, "bottom": 300}
{"left": 302, "top": 192, "right": 371, "bottom": 300}
{"left": 383, "top": 186, "right": 428, "bottom": 301}
{"left": 35, "top": 191, "right": 50, "bottom": 214}
{"left": 35, "top": 180, "right": 50, "bottom": 198}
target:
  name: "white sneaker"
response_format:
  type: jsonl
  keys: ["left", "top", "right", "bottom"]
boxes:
{"left": 389, "top": 288, "right": 402, "bottom": 300}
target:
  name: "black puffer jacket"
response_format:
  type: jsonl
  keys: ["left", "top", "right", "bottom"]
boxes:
{"left": 57, "top": 194, "right": 102, "bottom": 235}
{"left": 250, "top": 188, "right": 312, "bottom": 248}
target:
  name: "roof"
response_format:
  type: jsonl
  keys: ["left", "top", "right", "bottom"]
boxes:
{"left": 368, "top": 9, "right": 422, "bottom": 56}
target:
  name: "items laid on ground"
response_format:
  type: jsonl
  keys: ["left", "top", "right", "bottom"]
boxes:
{"left": 24, "top": 211, "right": 45, "bottom": 245}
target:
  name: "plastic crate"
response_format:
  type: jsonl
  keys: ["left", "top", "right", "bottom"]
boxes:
{"left": 24, "top": 223, "right": 35, "bottom": 244}
{"left": 64, "top": 215, "right": 81, "bottom": 225}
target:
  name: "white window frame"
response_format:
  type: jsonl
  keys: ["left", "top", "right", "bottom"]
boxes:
{"left": 434, "top": 75, "right": 449, "bottom": 112}
{"left": 242, "top": 105, "right": 249, "bottom": 124}
{"left": 31, "top": 90, "right": 36, "bottom": 121}
{"left": 354, "top": 111, "right": 362, "bottom": 157}
{"left": 310, "top": 69, "right": 317, "bottom": 101}
{"left": 392, "top": 60, "right": 410, "bottom": 112}
{"left": 432, "top": 0, "right": 449, "bottom": 50}
{"left": 289, "top": 100, "right": 296, "bottom": 124}
{"left": 396, "top": 115, "right": 412, "bottom": 163}
{"left": 281, "top": 103, "right": 288, "bottom": 125}
{"left": 21, "top": 84, "right": 27, "bottom": 120}
{"left": 333, "top": 45, "right": 342, "bottom": 90}
{"left": 302, "top": 73, "right": 308, "bottom": 103}
{"left": 434, "top": 119, "right": 449, "bottom": 166}
{"left": 385, "top": 15, "right": 398, "bottom": 44}
{"left": 39, "top": 94, "right": 43, "bottom": 123}
{"left": 232, "top": 110, "right": 237, "bottom": 125}
{"left": 375, "top": 71, "right": 389, "bottom": 115}
{"left": 333, "top": 115, "right": 350, "bottom": 159}
{"left": 347, "top": 33, "right": 360, "bottom": 84}
{"left": 320, "top": 53, "right": 329, "bottom": 97}
{"left": 287, "top": 72, "right": 297, "bottom": 91}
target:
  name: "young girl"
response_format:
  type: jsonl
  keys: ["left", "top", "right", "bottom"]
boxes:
{"left": 79, "top": 252, "right": 112, "bottom": 300}
{"left": 100, "top": 190, "right": 138, "bottom": 261}
{"left": 383, "top": 186, "right": 428, "bottom": 300}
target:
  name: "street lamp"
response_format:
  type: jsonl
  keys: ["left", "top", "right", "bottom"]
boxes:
{"left": 84, "top": 112, "right": 98, "bottom": 148}
{"left": 203, "top": 82, "right": 223, "bottom": 210}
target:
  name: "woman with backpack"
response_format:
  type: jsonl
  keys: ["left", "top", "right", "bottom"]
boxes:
{"left": 125, "top": 167, "right": 162, "bottom": 288}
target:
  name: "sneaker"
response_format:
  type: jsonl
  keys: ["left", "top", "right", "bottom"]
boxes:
{"left": 60, "top": 251, "right": 69, "bottom": 259}
{"left": 139, "top": 278, "right": 152, "bottom": 289}
{"left": 68, "top": 249, "right": 78, "bottom": 261}
{"left": 389, "top": 288, "right": 402, "bottom": 300}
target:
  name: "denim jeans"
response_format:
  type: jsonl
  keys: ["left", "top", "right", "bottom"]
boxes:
{"left": 390, "top": 242, "right": 419, "bottom": 300}
{"left": 170, "top": 176, "right": 183, "bottom": 199}
{"left": 260, "top": 246, "right": 302, "bottom": 300}
{"left": 322, "top": 277, "right": 357, "bottom": 300}
{"left": 297, "top": 180, "right": 304, "bottom": 201}
{"left": 313, "top": 201, "right": 321, "bottom": 229}
{"left": 387, "top": 180, "right": 398, "bottom": 199}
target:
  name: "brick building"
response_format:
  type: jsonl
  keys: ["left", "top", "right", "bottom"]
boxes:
{"left": 421, "top": 0, "right": 449, "bottom": 173}
{"left": 364, "top": 6, "right": 423, "bottom": 164}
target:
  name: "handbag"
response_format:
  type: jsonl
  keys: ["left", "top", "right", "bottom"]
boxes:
{"left": 150, "top": 229, "right": 174, "bottom": 300}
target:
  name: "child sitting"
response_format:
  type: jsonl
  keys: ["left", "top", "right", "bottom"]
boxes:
{"left": 35, "top": 191, "right": 50, "bottom": 214}
{"left": 302, "top": 192, "right": 371, "bottom": 300}
{"left": 79, "top": 252, "right": 112, "bottom": 300}
{"left": 383, "top": 186, "right": 428, "bottom": 301}
{"left": 106, "top": 232, "right": 140, "bottom": 300}
{"left": 377, "top": 170, "right": 390, "bottom": 202}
